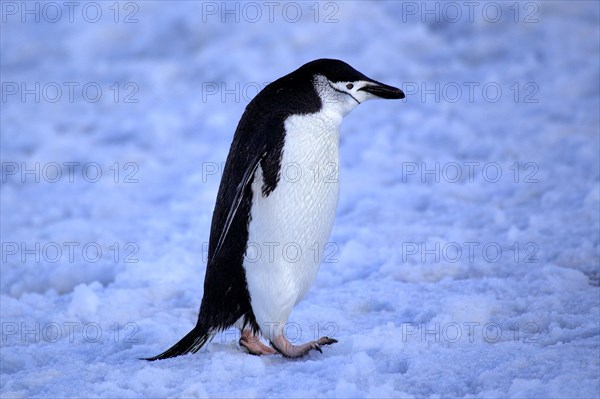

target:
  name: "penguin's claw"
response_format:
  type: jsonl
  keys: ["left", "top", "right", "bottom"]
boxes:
{"left": 316, "top": 336, "right": 338, "bottom": 346}
{"left": 271, "top": 335, "right": 337, "bottom": 358}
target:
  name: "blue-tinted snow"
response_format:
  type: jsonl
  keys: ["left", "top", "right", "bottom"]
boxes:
{"left": 1, "top": 1, "right": 599, "bottom": 398}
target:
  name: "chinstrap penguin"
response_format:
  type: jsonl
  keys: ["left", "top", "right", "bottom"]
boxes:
{"left": 145, "top": 58, "right": 404, "bottom": 360}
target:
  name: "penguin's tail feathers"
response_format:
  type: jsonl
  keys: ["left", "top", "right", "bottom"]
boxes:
{"left": 142, "top": 323, "right": 213, "bottom": 361}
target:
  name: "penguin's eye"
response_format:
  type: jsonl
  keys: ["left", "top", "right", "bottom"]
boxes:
{"left": 346, "top": 83, "right": 354, "bottom": 90}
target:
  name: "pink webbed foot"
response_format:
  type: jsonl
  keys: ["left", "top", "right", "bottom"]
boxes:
{"left": 271, "top": 335, "right": 337, "bottom": 358}
{"left": 239, "top": 329, "right": 277, "bottom": 356}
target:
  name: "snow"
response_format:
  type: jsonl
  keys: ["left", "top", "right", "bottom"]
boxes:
{"left": 1, "top": 1, "right": 599, "bottom": 397}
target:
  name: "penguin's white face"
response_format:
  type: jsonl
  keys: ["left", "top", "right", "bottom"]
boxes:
{"left": 329, "top": 80, "right": 384, "bottom": 104}
{"left": 314, "top": 75, "right": 405, "bottom": 119}
{"left": 313, "top": 76, "right": 367, "bottom": 118}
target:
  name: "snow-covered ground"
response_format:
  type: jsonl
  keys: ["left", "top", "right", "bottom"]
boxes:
{"left": 1, "top": 1, "right": 599, "bottom": 397}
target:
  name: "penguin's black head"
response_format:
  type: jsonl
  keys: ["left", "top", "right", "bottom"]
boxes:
{"left": 293, "top": 58, "right": 405, "bottom": 116}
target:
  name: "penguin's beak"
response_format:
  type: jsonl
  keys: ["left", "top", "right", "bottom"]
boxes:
{"left": 359, "top": 81, "right": 405, "bottom": 99}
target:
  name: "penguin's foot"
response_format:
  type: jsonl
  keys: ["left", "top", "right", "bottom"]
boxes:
{"left": 271, "top": 335, "right": 337, "bottom": 358}
{"left": 239, "top": 329, "right": 276, "bottom": 356}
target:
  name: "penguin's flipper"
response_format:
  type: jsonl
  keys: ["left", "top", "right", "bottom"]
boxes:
{"left": 212, "top": 147, "right": 265, "bottom": 260}
{"left": 207, "top": 106, "right": 286, "bottom": 264}
{"left": 143, "top": 324, "right": 213, "bottom": 361}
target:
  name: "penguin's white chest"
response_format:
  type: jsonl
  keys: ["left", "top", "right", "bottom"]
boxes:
{"left": 244, "top": 113, "right": 340, "bottom": 333}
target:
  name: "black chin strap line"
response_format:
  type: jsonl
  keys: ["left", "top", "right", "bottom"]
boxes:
{"left": 326, "top": 80, "right": 360, "bottom": 105}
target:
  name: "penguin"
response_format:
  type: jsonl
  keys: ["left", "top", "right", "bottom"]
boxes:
{"left": 145, "top": 58, "right": 404, "bottom": 360}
